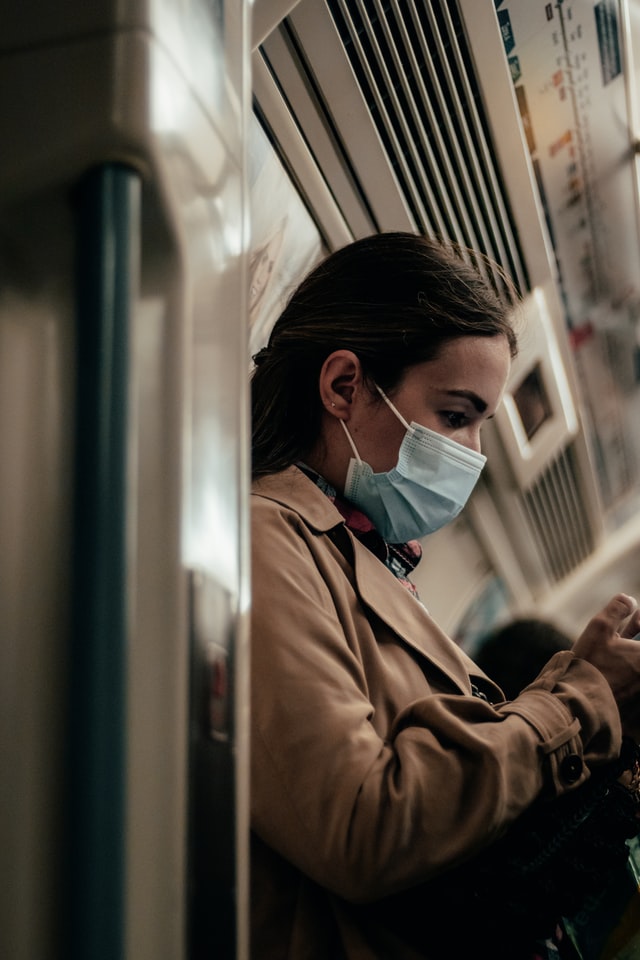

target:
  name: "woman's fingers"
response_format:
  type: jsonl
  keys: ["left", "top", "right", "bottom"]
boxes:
{"left": 620, "top": 603, "right": 640, "bottom": 640}
{"left": 572, "top": 594, "right": 640, "bottom": 737}
{"left": 573, "top": 593, "right": 640, "bottom": 675}
{"left": 604, "top": 593, "right": 638, "bottom": 626}
{"left": 574, "top": 594, "right": 638, "bottom": 650}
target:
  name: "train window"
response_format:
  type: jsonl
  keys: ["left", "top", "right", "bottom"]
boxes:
{"left": 512, "top": 363, "right": 552, "bottom": 441}
{"left": 248, "top": 115, "right": 324, "bottom": 357}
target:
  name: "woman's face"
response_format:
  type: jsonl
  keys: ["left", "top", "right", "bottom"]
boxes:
{"left": 349, "top": 335, "right": 512, "bottom": 473}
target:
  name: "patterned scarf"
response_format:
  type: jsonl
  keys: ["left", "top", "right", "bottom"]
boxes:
{"left": 298, "top": 464, "right": 422, "bottom": 597}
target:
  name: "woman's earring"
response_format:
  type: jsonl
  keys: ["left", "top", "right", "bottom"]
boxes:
{"left": 331, "top": 402, "right": 336, "bottom": 407}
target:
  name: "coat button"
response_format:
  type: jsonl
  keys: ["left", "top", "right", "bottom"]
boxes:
{"left": 559, "top": 753, "right": 583, "bottom": 784}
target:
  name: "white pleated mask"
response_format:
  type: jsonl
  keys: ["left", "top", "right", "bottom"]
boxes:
{"left": 341, "top": 386, "right": 486, "bottom": 542}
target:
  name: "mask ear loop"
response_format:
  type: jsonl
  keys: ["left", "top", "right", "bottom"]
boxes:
{"left": 339, "top": 420, "right": 363, "bottom": 463}
{"left": 375, "top": 384, "right": 411, "bottom": 430}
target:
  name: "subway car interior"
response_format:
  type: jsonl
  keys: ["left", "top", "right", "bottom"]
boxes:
{"left": 2, "top": 0, "right": 640, "bottom": 958}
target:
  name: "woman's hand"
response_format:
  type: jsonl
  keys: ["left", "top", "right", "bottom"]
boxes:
{"left": 573, "top": 594, "right": 640, "bottom": 740}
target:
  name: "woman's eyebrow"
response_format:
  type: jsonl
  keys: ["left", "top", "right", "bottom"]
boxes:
{"left": 442, "top": 389, "right": 487, "bottom": 413}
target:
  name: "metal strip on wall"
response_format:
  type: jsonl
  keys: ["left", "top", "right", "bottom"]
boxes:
{"left": 69, "top": 162, "right": 139, "bottom": 960}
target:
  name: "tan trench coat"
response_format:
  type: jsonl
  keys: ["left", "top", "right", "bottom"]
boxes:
{"left": 250, "top": 467, "right": 622, "bottom": 959}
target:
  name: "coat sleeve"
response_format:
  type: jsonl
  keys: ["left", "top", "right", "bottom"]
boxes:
{"left": 250, "top": 498, "right": 622, "bottom": 903}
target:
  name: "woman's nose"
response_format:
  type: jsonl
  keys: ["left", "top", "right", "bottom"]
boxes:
{"left": 460, "top": 427, "right": 482, "bottom": 454}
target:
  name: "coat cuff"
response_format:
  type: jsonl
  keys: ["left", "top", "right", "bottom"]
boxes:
{"left": 497, "top": 650, "right": 622, "bottom": 795}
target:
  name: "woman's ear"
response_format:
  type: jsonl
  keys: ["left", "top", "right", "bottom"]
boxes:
{"left": 319, "top": 350, "right": 363, "bottom": 418}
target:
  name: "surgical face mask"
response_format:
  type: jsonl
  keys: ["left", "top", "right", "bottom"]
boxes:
{"left": 340, "top": 386, "right": 486, "bottom": 542}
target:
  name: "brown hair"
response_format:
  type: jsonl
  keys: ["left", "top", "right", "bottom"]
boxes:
{"left": 251, "top": 232, "right": 519, "bottom": 478}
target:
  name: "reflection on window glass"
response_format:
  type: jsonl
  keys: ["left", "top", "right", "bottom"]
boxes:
{"left": 248, "top": 116, "right": 324, "bottom": 358}
{"left": 513, "top": 363, "right": 551, "bottom": 440}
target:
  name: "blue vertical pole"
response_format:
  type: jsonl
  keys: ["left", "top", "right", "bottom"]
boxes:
{"left": 69, "top": 163, "right": 140, "bottom": 960}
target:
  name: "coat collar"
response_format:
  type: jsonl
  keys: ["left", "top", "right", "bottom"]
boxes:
{"left": 252, "top": 465, "right": 342, "bottom": 532}
{"left": 252, "top": 467, "right": 472, "bottom": 695}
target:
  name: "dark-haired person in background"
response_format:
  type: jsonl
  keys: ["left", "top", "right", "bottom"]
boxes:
{"left": 474, "top": 618, "right": 573, "bottom": 701}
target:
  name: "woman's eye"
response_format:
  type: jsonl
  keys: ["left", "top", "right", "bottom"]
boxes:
{"left": 442, "top": 411, "right": 469, "bottom": 429}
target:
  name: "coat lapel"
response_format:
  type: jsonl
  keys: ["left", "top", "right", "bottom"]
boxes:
{"left": 348, "top": 534, "right": 472, "bottom": 695}
{"left": 253, "top": 467, "right": 473, "bottom": 697}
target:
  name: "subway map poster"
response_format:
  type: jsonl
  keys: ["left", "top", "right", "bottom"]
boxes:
{"left": 496, "top": 0, "right": 640, "bottom": 516}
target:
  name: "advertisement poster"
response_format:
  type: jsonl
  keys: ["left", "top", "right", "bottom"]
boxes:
{"left": 496, "top": 0, "right": 640, "bottom": 516}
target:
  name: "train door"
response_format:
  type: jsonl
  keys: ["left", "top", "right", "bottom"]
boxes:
{"left": 1, "top": 3, "right": 251, "bottom": 959}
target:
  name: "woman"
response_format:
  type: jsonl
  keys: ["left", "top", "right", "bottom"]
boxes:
{"left": 249, "top": 233, "right": 640, "bottom": 959}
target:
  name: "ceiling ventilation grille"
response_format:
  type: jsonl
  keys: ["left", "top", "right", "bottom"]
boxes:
{"left": 519, "top": 444, "right": 596, "bottom": 583}
{"left": 325, "top": 0, "right": 529, "bottom": 299}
